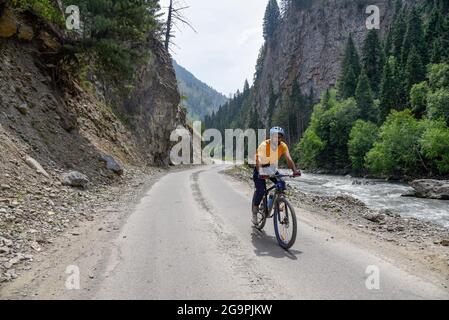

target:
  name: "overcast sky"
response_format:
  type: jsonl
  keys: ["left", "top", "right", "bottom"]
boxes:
{"left": 160, "top": 0, "right": 266, "bottom": 96}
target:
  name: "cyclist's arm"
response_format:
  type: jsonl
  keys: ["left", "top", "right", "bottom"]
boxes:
{"left": 284, "top": 149, "right": 298, "bottom": 172}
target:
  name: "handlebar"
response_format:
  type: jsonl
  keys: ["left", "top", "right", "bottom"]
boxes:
{"left": 259, "top": 173, "right": 300, "bottom": 180}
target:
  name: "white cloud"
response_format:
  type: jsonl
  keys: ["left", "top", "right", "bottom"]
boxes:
{"left": 160, "top": 0, "right": 266, "bottom": 96}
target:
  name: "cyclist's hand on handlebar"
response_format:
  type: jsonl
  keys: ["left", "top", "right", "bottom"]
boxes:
{"left": 292, "top": 170, "right": 302, "bottom": 177}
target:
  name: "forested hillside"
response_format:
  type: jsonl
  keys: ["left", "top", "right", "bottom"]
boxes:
{"left": 299, "top": 0, "right": 449, "bottom": 178}
{"left": 206, "top": 0, "right": 449, "bottom": 179}
{"left": 173, "top": 60, "right": 227, "bottom": 121}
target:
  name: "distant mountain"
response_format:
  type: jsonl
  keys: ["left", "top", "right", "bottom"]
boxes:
{"left": 173, "top": 60, "right": 228, "bottom": 121}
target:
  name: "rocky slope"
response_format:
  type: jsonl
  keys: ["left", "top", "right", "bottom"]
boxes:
{"left": 0, "top": 4, "right": 183, "bottom": 184}
{"left": 0, "top": 3, "right": 184, "bottom": 283}
{"left": 253, "top": 0, "right": 415, "bottom": 123}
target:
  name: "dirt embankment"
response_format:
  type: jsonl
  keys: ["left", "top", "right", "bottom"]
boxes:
{"left": 0, "top": 5, "right": 183, "bottom": 285}
{"left": 223, "top": 165, "right": 449, "bottom": 283}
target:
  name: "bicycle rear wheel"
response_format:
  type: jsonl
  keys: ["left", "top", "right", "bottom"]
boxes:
{"left": 253, "top": 196, "right": 268, "bottom": 230}
{"left": 273, "top": 197, "right": 297, "bottom": 250}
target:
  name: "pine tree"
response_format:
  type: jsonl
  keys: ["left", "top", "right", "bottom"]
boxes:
{"left": 379, "top": 57, "right": 400, "bottom": 122}
{"left": 248, "top": 107, "right": 261, "bottom": 131}
{"left": 425, "top": 7, "right": 442, "bottom": 47}
{"left": 280, "top": 0, "right": 291, "bottom": 17}
{"left": 392, "top": 8, "right": 407, "bottom": 62}
{"left": 68, "top": 0, "right": 161, "bottom": 80}
{"left": 405, "top": 46, "right": 426, "bottom": 103}
{"left": 322, "top": 89, "right": 331, "bottom": 110}
{"left": 263, "top": 0, "right": 281, "bottom": 41}
{"left": 431, "top": 37, "right": 444, "bottom": 64}
{"left": 243, "top": 79, "right": 250, "bottom": 93}
{"left": 355, "top": 69, "right": 377, "bottom": 122}
{"left": 362, "top": 29, "right": 384, "bottom": 97}
{"left": 338, "top": 35, "right": 361, "bottom": 99}
{"left": 402, "top": 8, "right": 427, "bottom": 66}
{"left": 438, "top": 0, "right": 449, "bottom": 13}
{"left": 291, "top": 79, "right": 309, "bottom": 139}
{"left": 440, "top": 14, "right": 449, "bottom": 62}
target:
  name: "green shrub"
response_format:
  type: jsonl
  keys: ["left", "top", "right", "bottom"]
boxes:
{"left": 295, "top": 129, "right": 325, "bottom": 168}
{"left": 366, "top": 110, "right": 425, "bottom": 176}
{"left": 297, "top": 91, "right": 360, "bottom": 170}
{"left": 427, "top": 63, "right": 449, "bottom": 90}
{"left": 410, "top": 81, "right": 429, "bottom": 118}
{"left": 426, "top": 88, "right": 449, "bottom": 124}
{"left": 348, "top": 120, "right": 379, "bottom": 172}
{"left": 420, "top": 120, "right": 449, "bottom": 174}
{"left": 11, "top": 0, "right": 64, "bottom": 24}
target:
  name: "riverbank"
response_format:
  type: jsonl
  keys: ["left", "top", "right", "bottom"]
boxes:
{"left": 223, "top": 165, "right": 449, "bottom": 284}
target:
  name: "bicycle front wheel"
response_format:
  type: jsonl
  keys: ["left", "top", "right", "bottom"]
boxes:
{"left": 273, "top": 197, "right": 297, "bottom": 250}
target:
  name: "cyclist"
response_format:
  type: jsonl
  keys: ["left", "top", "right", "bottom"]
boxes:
{"left": 252, "top": 127, "right": 301, "bottom": 224}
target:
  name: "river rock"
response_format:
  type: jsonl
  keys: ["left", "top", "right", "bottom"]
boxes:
{"left": 364, "top": 212, "right": 386, "bottom": 223}
{"left": 0, "top": 247, "right": 10, "bottom": 254}
{"left": 100, "top": 154, "right": 124, "bottom": 176}
{"left": 409, "top": 180, "right": 449, "bottom": 200}
{"left": 61, "top": 171, "right": 89, "bottom": 188}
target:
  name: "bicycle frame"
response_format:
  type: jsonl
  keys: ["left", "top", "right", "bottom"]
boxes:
{"left": 263, "top": 179, "right": 287, "bottom": 218}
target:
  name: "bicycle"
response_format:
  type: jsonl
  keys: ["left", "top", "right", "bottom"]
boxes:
{"left": 253, "top": 173, "right": 298, "bottom": 250}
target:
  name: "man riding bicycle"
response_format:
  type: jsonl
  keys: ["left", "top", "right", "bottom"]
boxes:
{"left": 252, "top": 127, "right": 301, "bottom": 224}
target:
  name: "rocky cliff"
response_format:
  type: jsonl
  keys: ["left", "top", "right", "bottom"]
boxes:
{"left": 253, "top": 0, "right": 414, "bottom": 123}
{"left": 0, "top": 3, "right": 183, "bottom": 190}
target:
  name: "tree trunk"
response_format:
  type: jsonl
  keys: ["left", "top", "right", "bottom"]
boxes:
{"left": 165, "top": 0, "right": 173, "bottom": 51}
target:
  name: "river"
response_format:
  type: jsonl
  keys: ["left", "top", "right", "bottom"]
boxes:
{"left": 289, "top": 173, "right": 449, "bottom": 228}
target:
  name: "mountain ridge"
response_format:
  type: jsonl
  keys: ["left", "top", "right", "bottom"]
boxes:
{"left": 173, "top": 60, "right": 228, "bottom": 121}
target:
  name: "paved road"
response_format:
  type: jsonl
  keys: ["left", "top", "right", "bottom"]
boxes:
{"left": 95, "top": 165, "right": 449, "bottom": 300}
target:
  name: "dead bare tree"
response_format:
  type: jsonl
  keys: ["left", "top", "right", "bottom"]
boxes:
{"left": 164, "top": 0, "right": 196, "bottom": 51}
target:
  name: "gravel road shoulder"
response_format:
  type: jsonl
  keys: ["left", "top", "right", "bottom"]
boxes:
{"left": 0, "top": 165, "right": 193, "bottom": 299}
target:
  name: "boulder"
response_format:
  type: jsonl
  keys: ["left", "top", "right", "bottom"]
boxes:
{"left": 18, "top": 24, "right": 33, "bottom": 41}
{"left": 24, "top": 156, "right": 50, "bottom": 178}
{"left": 409, "top": 180, "right": 449, "bottom": 200}
{"left": 61, "top": 171, "right": 89, "bottom": 188}
{"left": 38, "top": 31, "right": 60, "bottom": 51}
{"left": 0, "top": 8, "right": 17, "bottom": 38}
{"left": 16, "top": 102, "right": 29, "bottom": 115}
{"left": 100, "top": 155, "right": 124, "bottom": 176}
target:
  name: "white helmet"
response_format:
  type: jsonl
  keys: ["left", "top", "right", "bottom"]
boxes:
{"left": 270, "top": 126, "right": 285, "bottom": 137}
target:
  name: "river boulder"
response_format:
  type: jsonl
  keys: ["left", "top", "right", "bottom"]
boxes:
{"left": 409, "top": 180, "right": 449, "bottom": 200}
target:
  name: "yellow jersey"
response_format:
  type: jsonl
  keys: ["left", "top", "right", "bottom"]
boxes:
{"left": 255, "top": 140, "right": 289, "bottom": 166}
